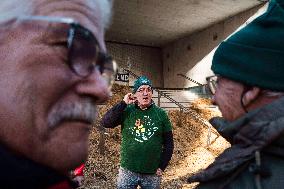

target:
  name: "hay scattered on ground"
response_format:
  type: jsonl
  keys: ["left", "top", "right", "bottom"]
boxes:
{"left": 81, "top": 84, "right": 230, "bottom": 189}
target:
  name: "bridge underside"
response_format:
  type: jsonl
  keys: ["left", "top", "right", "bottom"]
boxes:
{"left": 107, "top": 1, "right": 267, "bottom": 89}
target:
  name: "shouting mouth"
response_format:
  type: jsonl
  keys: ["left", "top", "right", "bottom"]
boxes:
{"left": 142, "top": 97, "right": 149, "bottom": 101}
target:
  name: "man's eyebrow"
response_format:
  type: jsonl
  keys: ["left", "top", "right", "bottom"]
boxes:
{"left": 38, "top": 26, "right": 68, "bottom": 44}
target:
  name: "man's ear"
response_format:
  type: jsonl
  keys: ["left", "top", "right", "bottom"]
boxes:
{"left": 242, "top": 87, "right": 261, "bottom": 106}
{"left": 132, "top": 93, "right": 137, "bottom": 99}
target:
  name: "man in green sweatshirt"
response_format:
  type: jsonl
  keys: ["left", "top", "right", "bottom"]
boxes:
{"left": 102, "top": 76, "right": 174, "bottom": 189}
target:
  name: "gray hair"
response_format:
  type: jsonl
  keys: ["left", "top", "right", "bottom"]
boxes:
{"left": 0, "top": 0, "right": 33, "bottom": 24}
{"left": 0, "top": 0, "right": 113, "bottom": 28}
{"left": 95, "top": 0, "right": 113, "bottom": 28}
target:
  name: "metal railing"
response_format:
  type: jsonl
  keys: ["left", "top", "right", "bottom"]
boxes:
{"left": 177, "top": 73, "right": 203, "bottom": 86}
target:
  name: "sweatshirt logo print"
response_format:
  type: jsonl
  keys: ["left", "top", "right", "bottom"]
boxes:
{"left": 131, "top": 116, "right": 158, "bottom": 143}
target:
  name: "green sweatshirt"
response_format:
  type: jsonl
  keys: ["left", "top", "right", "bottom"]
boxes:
{"left": 120, "top": 104, "right": 172, "bottom": 174}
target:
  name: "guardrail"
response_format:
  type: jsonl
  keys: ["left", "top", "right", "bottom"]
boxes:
{"left": 177, "top": 73, "right": 203, "bottom": 86}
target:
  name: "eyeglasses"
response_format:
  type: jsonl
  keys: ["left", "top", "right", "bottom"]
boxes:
{"left": 18, "top": 15, "right": 117, "bottom": 88}
{"left": 206, "top": 75, "right": 218, "bottom": 95}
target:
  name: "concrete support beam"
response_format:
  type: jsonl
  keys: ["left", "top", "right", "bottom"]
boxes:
{"left": 162, "top": 4, "right": 265, "bottom": 88}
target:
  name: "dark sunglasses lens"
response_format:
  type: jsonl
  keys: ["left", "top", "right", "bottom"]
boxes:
{"left": 69, "top": 26, "right": 98, "bottom": 77}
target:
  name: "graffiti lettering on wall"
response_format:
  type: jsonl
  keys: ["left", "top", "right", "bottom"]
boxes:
{"left": 115, "top": 73, "right": 129, "bottom": 82}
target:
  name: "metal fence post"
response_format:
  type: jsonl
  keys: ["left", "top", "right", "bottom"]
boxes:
{"left": 158, "top": 90, "right": 161, "bottom": 107}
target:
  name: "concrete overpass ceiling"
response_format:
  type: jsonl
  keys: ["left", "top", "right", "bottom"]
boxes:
{"left": 106, "top": 0, "right": 265, "bottom": 47}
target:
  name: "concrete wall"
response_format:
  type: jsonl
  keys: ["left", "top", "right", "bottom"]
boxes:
{"left": 162, "top": 5, "right": 263, "bottom": 88}
{"left": 106, "top": 42, "right": 163, "bottom": 87}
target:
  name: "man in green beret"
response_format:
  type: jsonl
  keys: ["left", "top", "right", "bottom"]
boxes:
{"left": 102, "top": 76, "right": 174, "bottom": 189}
{"left": 188, "top": 0, "right": 284, "bottom": 188}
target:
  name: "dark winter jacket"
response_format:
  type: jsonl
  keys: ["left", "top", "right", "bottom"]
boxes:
{"left": 0, "top": 144, "right": 75, "bottom": 189}
{"left": 188, "top": 97, "right": 284, "bottom": 189}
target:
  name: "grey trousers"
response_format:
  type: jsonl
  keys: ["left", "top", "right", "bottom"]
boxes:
{"left": 117, "top": 167, "right": 161, "bottom": 189}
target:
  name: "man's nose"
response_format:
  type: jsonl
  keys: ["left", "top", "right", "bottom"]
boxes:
{"left": 75, "top": 67, "right": 111, "bottom": 103}
{"left": 143, "top": 91, "right": 148, "bottom": 95}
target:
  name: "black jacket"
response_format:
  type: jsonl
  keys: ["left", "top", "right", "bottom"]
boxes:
{"left": 0, "top": 144, "right": 75, "bottom": 189}
{"left": 188, "top": 97, "right": 284, "bottom": 189}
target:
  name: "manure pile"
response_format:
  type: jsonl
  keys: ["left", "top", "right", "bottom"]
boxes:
{"left": 82, "top": 84, "right": 230, "bottom": 189}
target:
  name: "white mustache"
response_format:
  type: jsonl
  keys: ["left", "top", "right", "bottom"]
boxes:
{"left": 47, "top": 99, "right": 97, "bottom": 128}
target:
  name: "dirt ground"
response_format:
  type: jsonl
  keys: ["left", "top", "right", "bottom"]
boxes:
{"left": 81, "top": 84, "right": 230, "bottom": 189}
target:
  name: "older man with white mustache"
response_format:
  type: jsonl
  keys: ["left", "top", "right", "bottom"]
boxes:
{"left": 0, "top": 0, "right": 115, "bottom": 188}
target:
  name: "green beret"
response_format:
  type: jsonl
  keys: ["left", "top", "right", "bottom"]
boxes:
{"left": 133, "top": 76, "right": 152, "bottom": 93}
{"left": 212, "top": 0, "right": 284, "bottom": 91}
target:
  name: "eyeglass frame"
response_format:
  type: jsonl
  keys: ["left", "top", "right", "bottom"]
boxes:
{"left": 17, "top": 15, "right": 117, "bottom": 87}
{"left": 206, "top": 75, "right": 218, "bottom": 95}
